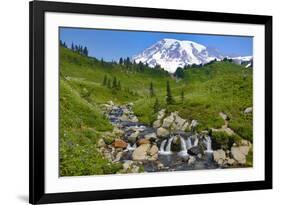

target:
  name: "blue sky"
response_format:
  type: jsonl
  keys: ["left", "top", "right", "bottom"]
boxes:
{"left": 60, "top": 27, "right": 253, "bottom": 61}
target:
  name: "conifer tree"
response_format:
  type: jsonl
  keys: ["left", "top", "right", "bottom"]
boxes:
{"left": 119, "top": 57, "right": 123, "bottom": 65}
{"left": 181, "top": 89, "right": 185, "bottom": 103}
{"left": 149, "top": 82, "right": 155, "bottom": 97}
{"left": 112, "top": 76, "right": 117, "bottom": 88}
{"left": 166, "top": 80, "right": 174, "bottom": 105}
{"left": 117, "top": 80, "right": 121, "bottom": 90}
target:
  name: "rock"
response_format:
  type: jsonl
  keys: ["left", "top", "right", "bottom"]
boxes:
{"left": 120, "top": 114, "right": 129, "bottom": 121}
{"left": 97, "top": 138, "right": 106, "bottom": 148}
{"left": 132, "top": 144, "right": 151, "bottom": 161}
{"left": 103, "top": 150, "right": 113, "bottom": 161}
{"left": 240, "top": 139, "right": 252, "bottom": 147}
{"left": 153, "top": 120, "right": 162, "bottom": 128}
{"left": 189, "top": 120, "right": 199, "bottom": 130}
{"left": 226, "top": 158, "right": 235, "bottom": 165}
{"left": 112, "top": 139, "right": 128, "bottom": 149}
{"left": 137, "top": 138, "right": 151, "bottom": 145}
{"left": 113, "top": 151, "right": 123, "bottom": 162}
{"left": 131, "top": 165, "right": 140, "bottom": 173}
{"left": 213, "top": 149, "right": 226, "bottom": 165}
{"left": 122, "top": 160, "right": 133, "bottom": 171}
{"left": 130, "top": 116, "right": 139, "bottom": 122}
{"left": 188, "top": 146, "right": 201, "bottom": 156}
{"left": 113, "top": 127, "right": 124, "bottom": 138}
{"left": 171, "top": 113, "right": 187, "bottom": 130}
{"left": 219, "top": 112, "right": 229, "bottom": 121}
{"left": 162, "top": 114, "right": 174, "bottom": 128}
{"left": 244, "top": 107, "right": 253, "bottom": 114}
{"left": 148, "top": 145, "right": 159, "bottom": 156}
{"left": 156, "top": 127, "right": 169, "bottom": 137}
{"left": 144, "top": 132, "right": 157, "bottom": 140}
{"left": 107, "top": 100, "right": 114, "bottom": 106}
{"left": 157, "top": 162, "right": 164, "bottom": 169}
{"left": 231, "top": 147, "right": 246, "bottom": 164}
{"left": 128, "top": 131, "right": 139, "bottom": 143}
{"left": 157, "top": 109, "right": 166, "bottom": 120}
{"left": 239, "top": 146, "right": 250, "bottom": 155}
{"left": 181, "top": 121, "right": 189, "bottom": 131}
{"left": 188, "top": 156, "right": 196, "bottom": 165}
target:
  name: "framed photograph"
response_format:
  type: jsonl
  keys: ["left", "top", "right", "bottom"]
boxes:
{"left": 29, "top": 1, "right": 272, "bottom": 204}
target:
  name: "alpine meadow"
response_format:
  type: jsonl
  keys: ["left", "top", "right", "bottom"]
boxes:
{"left": 59, "top": 28, "right": 253, "bottom": 176}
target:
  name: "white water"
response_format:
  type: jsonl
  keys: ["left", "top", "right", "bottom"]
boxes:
{"left": 204, "top": 136, "right": 213, "bottom": 153}
{"left": 126, "top": 143, "right": 137, "bottom": 151}
{"left": 178, "top": 136, "right": 188, "bottom": 156}
{"left": 186, "top": 138, "right": 192, "bottom": 150}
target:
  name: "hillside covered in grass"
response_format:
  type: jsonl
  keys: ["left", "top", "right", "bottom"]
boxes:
{"left": 59, "top": 46, "right": 253, "bottom": 175}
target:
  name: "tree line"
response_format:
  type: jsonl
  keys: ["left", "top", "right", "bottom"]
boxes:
{"left": 59, "top": 40, "right": 89, "bottom": 56}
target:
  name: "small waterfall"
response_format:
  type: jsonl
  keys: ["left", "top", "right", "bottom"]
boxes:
{"left": 126, "top": 143, "right": 136, "bottom": 151}
{"left": 160, "top": 139, "right": 167, "bottom": 153}
{"left": 186, "top": 137, "right": 192, "bottom": 150}
{"left": 165, "top": 136, "right": 174, "bottom": 153}
{"left": 178, "top": 136, "right": 188, "bottom": 156}
{"left": 194, "top": 137, "right": 199, "bottom": 147}
{"left": 204, "top": 136, "right": 213, "bottom": 153}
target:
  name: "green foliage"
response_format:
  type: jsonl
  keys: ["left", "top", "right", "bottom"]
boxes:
{"left": 174, "top": 67, "right": 185, "bottom": 78}
{"left": 149, "top": 82, "right": 155, "bottom": 97}
{"left": 211, "top": 131, "right": 242, "bottom": 150}
{"left": 59, "top": 46, "right": 253, "bottom": 175}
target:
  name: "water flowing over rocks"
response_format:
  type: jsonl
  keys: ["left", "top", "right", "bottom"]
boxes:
{"left": 99, "top": 101, "right": 252, "bottom": 172}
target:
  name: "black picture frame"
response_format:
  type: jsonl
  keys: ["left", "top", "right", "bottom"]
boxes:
{"left": 29, "top": 1, "right": 272, "bottom": 204}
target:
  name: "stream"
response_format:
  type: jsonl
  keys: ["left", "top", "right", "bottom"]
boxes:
{"left": 106, "top": 103, "right": 219, "bottom": 172}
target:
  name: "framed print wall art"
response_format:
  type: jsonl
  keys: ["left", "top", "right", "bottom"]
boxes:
{"left": 29, "top": 1, "right": 272, "bottom": 204}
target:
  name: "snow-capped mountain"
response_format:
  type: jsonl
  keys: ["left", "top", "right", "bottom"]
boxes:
{"left": 133, "top": 38, "right": 225, "bottom": 73}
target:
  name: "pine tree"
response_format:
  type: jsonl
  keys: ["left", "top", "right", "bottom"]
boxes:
{"left": 119, "top": 57, "right": 123, "bottom": 65}
{"left": 112, "top": 76, "right": 117, "bottom": 88}
{"left": 153, "top": 98, "right": 160, "bottom": 113}
{"left": 102, "top": 75, "right": 107, "bottom": 86}
{"left": 181, "top": 89, "right": 184, "bottom": 103}
{"left": 71, "top": 43, "right": 74, "bottom": 50}
{"left": 149, "top": 82, "right": 155, "bottom": 97}
{"left": 166, "top": 80, "right": 174, "bottom": 105}
{"left": 83, "top": 46, "right": 88, "bottom": 56}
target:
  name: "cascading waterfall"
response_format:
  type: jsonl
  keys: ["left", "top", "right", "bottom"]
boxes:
{"left": 160, "top": 139, "right": 167, "bottom": 153}
{"left": 165, "top": 136, "right": 174, "bottom": 153}
{"left": 178, "top": 136, "right": 188, "bottom": 156}
{"left": 204, "top": 136, "right": 213, "bottom": 153}
{"left": 186, "top": 137, "right": 192, "bottom": 150}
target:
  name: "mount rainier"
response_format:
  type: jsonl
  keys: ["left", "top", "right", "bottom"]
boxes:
{"left": 133, "top": 38, "right": 252, "bottom": 73}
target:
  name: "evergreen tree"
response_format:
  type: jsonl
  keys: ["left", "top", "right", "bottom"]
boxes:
{"left": 119, "top": 57, "right": 123, "bottom": 65}
{"left": 102, "top": 75, "right": 107, "bottom": 86}
{"left": 181, "top": 89, "right": 185, "bottom": 103}
{"left": 153, "top": 98, "right": 160, "bottom": 113}
{"left": 149, "top": 82, "right": 155, "bottom": 97}
{"left": 166, "top": 80, "right": 174, "bottom": 105}
{"left": 71, "top": 42, "right": 74, "bottom": 50}
{"left": 83, "top": 46, "right": 88, "bottom": 56}
{"left": 174, "top": 67, "right": 184, "bottom": 78}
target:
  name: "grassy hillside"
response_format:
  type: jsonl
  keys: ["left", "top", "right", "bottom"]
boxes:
{"left": 59, "top": 46, "right": 253, "bottom": 175}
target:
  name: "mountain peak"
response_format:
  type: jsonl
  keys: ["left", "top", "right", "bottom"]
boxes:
{"left": 133, "top": 38, "right": 222, "bottom": 73}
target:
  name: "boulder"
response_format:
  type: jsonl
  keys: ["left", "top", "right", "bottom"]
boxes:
{"left": 231, "top": 147, "right": 246, "bottom": 164}
{"left": 188, "top": 156, "right": 196, "bottom": 165}
{"left": 132, "top": 144, "right": 150, "bottom": 161}
{"left": 153, "top": 120, "right": 162, "bottom": 128}
{"left": 189, "top": 120, "right": 199, "bottom": 130}
{"left": 137, "top": 138, "right": 151, "bottom": 145}
{"left": 148, "top": 145, "right": 159, "bottom": 156}
{"left": 162, "top": 114, "right": 174, "bottom": 128}
{"left": 131, "top": 165, "right": 140, "bottom": 173}
{"left": 226, "top": 158, "right": 235, "bottom": 165}
{"left": 112, "top": 139, "right": 128, "bottom": 149}
{"left": 244, "top": 107, "right": 253, "bottom": 114}
{"left": 128, "top": 131, "right": 139, "bottom": 143}
{"left": 123, "top": 160, "right": 133, "bottom": 171}
{"left": 113, "top": 151, "right": 123, "bottom": 162}
{"left": 213, "top": 149, "right": 226, "bottom": 165}
{"left": 181, "top": 121, "right": 189, "bottom": 131}
{"left": 157, "top": 109, "right": 166, "bottom": 120}
{"left": 188, "top": 146, "right": 201, "bottom": 156}
{"left": 156, "top": 127, "right": 169, "bottom": 137}
{"left": 144, "top": 132, "right": 157, "bottom": 140}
